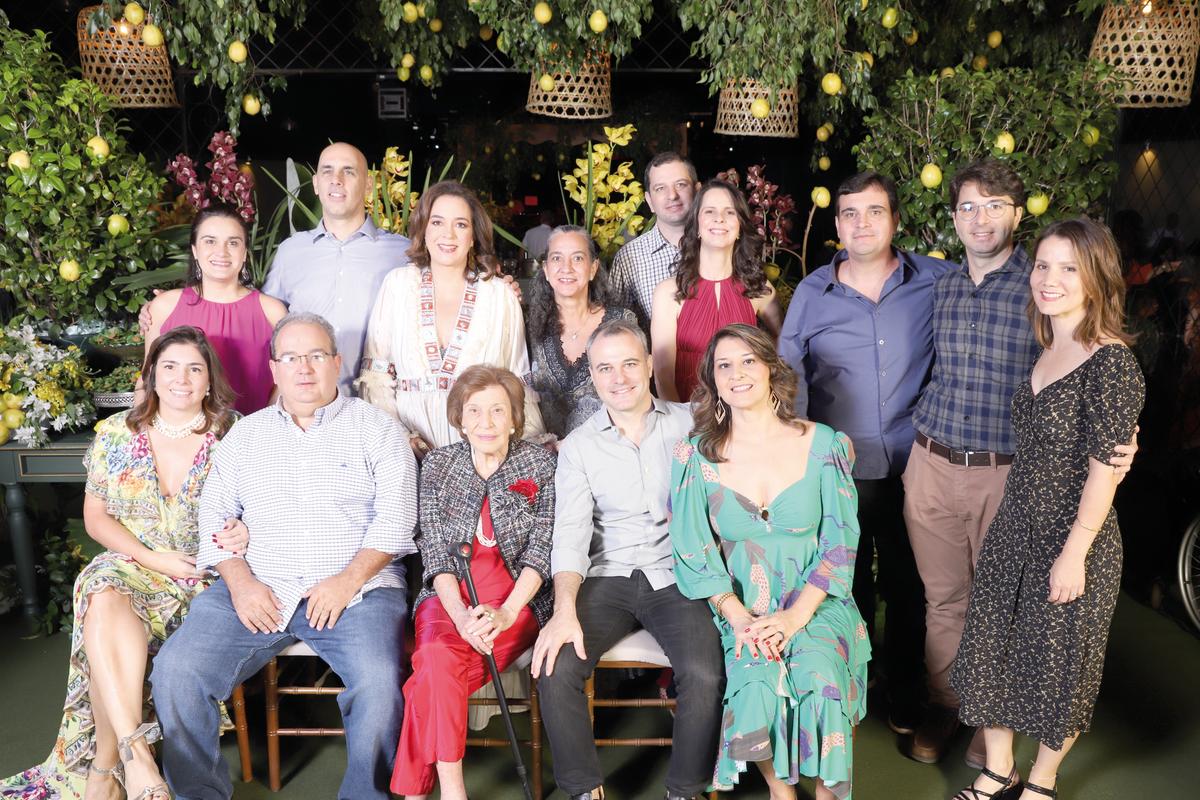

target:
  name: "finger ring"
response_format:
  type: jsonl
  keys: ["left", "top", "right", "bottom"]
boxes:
{"left": 486, "top": 611, "right": 495, "bottom": 621}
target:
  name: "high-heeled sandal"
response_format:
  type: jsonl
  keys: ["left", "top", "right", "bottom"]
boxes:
{"left": 952, "top": 765, "right": 1023, "bottom": 800}
{"left": 1023, "top": 779, "right": 1058, "bottom": 798}
{"left": 116, "top": 722, "right": 172, "bottom": 800}
{"left": 88, "top": 762, "right": 125, "bottom": 786}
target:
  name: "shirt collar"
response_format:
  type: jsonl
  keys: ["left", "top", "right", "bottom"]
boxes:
{"left": 953, "top": 244, "right": 1031, "bottom": 280}
{"left": 596, "top": 395, "right": 669, "bottom": 433}
{"left": 646, "top": 224, "right": 677, "bottom": 254}
{"left": 273, "top": 392, "right": 347, "bottom": 429}
{"left": 311, "top": 216, "right": 380, "bottom": 243}
{"left": 820, "top": 247, "right": 916, "bottom": 294}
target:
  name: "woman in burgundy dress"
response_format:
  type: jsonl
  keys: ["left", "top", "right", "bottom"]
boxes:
{"left": 651, "top": 178, "right": 782, "bottom": 403}
{"left": 142, "top": 203, "right": 287, "bottom": 414}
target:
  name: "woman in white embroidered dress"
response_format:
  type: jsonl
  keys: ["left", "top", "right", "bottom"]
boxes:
{"left": 357, "top": 180, "right": 543, "bottom": 458}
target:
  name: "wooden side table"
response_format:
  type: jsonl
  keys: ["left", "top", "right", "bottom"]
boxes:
{"left": 0, "top": 432, "right": 91, "bottom": 626}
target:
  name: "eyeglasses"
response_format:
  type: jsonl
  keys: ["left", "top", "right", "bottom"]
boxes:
{"left": 954, "top": 201, "right": 1017, "bottom": 221}
{"left": 273, "top": 351, "right": 333, "bottom": 366}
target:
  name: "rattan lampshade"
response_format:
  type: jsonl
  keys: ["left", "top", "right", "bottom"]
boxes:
{"left": 77, "top": 6, "right": 179, "bottom": 108}
{"left": 1088, "top": 1, "right": 1200, "bottom": 107}
{"left": 713, "top": 79, "right": 799, "bottom": 138}
{"left": 526, "top": 53, "right": 612, "bottom": 120}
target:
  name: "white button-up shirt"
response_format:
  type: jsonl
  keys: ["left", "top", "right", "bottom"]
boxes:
{"left": 198, "top": 395, "right": 418, "bottom": 627}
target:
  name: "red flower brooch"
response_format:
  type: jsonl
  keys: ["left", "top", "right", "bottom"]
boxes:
{"left": 508, "top": 479, "right": 539, "bottom": 505}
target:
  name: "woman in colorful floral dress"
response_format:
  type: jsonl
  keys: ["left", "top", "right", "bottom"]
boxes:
{"left": 670, "top": 324, "right": 869, "bottom": 800}
{"left": 2, "top": 327, "right": 240, "bottom": 800}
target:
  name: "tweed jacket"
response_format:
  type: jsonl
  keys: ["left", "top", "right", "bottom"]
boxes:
{"left": 414, "top": 438, "right": 556, "bottom": 625}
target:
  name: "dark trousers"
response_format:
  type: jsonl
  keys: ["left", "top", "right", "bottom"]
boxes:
{"left": 537, "top": 573, "right": 724, "bottom": 797}
{"left": 853, "top": 475, "right": 928, "bottom": 702}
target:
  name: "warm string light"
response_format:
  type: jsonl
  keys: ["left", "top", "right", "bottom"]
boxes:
{"left": 1142, "top": 1, "right": 1154, "bottom": 15}
{"left": 116, "top": 20, "right": 132, "bottom": 37}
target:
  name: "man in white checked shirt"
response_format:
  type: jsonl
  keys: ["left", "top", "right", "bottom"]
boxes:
{"left": 151, "top": 312, "right": 418, "bottom": 800}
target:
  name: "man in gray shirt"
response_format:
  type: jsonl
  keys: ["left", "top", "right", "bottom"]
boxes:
{"left": 263, "top": 142, "right": 412, "bottom": 394}
{"left": 151, "top": 313, "right": 417, "bottom": 800}
{"left": 531, "top": 318, "right": 723, "bottom": 800}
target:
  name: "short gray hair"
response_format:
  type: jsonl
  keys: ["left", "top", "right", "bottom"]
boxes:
{"left": 547, "top": 225, "right": 599, "bottom": 262}
{"left": 586, "top": 317, "right": 649, "bottom": 359}
{"left": 270, "top": 312, "right": 338, "bottom": 359}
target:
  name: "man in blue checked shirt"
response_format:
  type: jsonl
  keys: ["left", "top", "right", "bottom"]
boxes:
{"left": 152, "top": 312, "right": 418, "bottom": 800}
{"left": 903, "top": 159, "right": 1137, "bottom": 766}
{"left": 780, "top": 170, "right": 954, "bottom": 745}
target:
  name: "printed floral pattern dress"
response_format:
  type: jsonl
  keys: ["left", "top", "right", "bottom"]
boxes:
{"left": 2, "top": 412, "right": 219, "bottom": 800}
{"left": 669, "top": 424, "right": 870, "bottom": 799}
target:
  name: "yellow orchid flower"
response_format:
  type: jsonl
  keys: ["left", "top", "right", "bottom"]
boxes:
{"left": 604, "top": 124, "right": 635, "bottom": 146}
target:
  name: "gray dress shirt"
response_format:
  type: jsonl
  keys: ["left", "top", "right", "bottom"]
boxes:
{"left": 262, "top": 218, "right": 412, "bottom": 393}
{"left": 198, "top": 395, "right": 419, "bottom": 629}
{"left": 551, "top": 397, "right": 692, "bottom": 590}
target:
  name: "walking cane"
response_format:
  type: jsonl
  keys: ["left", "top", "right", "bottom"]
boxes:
{"left": 449, "top": 541, "right": 535, "bottom": 800}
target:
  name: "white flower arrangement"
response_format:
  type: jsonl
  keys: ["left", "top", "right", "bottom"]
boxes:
{"left": 0, "top": 325, "right": 95, "bottom": 448}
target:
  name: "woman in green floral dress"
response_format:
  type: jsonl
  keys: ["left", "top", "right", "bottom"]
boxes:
{"left": 2, "top": 327, "right": 240, "bottom": 800}
{"left": 669, "top": 325, "right": 870, "bottom": 800}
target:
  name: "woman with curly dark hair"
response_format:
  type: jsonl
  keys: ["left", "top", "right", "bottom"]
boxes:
{"left": 669, "top": 323, "right": 869, "bottom": 799}
{"left": 526, "top": 225, "right": 636, "bottom": 439}
{"left": 651, "top": 179, "right": 782, "bottom": 403}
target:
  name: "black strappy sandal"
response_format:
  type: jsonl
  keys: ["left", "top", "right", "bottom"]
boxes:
{"left": 1023, "top": 779, "right": 1058, "bottom": 799}
{"left": 952, "top": 765, "right": 1023, "bottom": 800}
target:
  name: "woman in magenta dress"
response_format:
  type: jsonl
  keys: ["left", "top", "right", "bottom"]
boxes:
{"left": 142, "top": 203, "right": 287, "bottom": 414}
{"left": 651, "top": 178, "right": 782, "bottom": 403}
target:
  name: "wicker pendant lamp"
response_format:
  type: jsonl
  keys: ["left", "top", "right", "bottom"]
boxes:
{"left": 713, "top": 79, "right": 799, "bottom": 138}
{"left": 76, "top": 5, "right": 179, "bottom": 108}
{"left": 526, "top": 52, "right": 612, "bottom": 119}
{"left": 1088, "top": 0, "right": 1200, "bottom": 107}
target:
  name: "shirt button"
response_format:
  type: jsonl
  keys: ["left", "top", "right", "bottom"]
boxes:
{"left": 878, "top": 339, "right": 885, "bottom": 346}
{"left": 964, "top": 415, "right": 970, "bottom": 421}
{"left": 970, "top": 323, "right": 976, "bottom": 328}
{"left": 880, "top": 370, "right": 886, "bottom": 377}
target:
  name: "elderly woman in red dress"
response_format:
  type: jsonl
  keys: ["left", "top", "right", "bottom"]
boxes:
{"left": 391, "top": 365, "right": 556, "bottom": 800}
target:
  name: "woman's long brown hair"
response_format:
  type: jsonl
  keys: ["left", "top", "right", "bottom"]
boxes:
{"left": 127, "top": 326, "right": 238, "bottom": 437}
{"left": 691, "top": 323, "right": 806, "bottom": 463}
{"left": 1028, "top": 217, "right": 1134, "bottom": 348}
{"left": 405, "top": 180, "right": 499, "bottom": 280}
{"left": 674, "top": 179, "right": 770, "bottom": 303}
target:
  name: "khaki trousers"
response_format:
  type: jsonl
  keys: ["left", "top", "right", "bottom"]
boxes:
{"left": 902, "top": 440, "right": 1011, "bottom": 708}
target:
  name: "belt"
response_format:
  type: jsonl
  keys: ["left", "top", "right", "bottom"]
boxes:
{"left": 915, "top": 431, "right": 1014, "bottom": 467}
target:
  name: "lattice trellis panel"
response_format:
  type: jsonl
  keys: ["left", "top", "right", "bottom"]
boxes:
{"left": 1089, "top": 0, "right": 1200, "bottom": 108}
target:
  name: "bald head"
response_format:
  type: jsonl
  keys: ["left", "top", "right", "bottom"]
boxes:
{"left": 314, "top": 142, "right": 368, "bottom": 232}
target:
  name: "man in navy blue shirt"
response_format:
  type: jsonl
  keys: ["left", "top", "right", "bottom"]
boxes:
{"left": 780, "top": 171, "right": 953, "bottom": 740}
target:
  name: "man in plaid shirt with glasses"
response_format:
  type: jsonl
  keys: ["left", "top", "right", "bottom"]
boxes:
{"left": 903, "top": 159, "right": 1135, "bottom": 765}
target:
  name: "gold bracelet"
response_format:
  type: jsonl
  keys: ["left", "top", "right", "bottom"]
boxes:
{"left": 1075, "top": 517, "right": 1101, "bottom": 533}
{"left": 714, "top": 591, "right": 737, "bottom": 617}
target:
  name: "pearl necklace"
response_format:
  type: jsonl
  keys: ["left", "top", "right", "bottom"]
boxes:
{"left": 152, "top": 410, "right": 206, "bottom": 439}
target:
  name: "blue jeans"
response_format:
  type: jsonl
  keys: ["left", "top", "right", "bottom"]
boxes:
{"left": 150, "top": 580, "right": 407, "bottom": 800}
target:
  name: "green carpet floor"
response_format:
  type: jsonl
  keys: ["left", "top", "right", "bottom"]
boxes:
{"left": 1, "top": 595, "right": 1195, "bottom": 799}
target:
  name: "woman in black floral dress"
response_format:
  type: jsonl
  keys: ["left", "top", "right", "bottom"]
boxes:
{"left": 950, "top": 217, "right": 1145, "bottom": 800}
{"left": 526, "top": 225, "right": 636, "bottom": 439}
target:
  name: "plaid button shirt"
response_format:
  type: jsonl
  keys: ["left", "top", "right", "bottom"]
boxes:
{"left": 609, "top": 224, "right": 681, "bottom": 330}
{"left": 912, "top": 246, "right": 1040, "bottom": 454}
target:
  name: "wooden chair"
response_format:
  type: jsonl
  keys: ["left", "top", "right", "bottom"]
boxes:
{"left": 227, "top": 683, "right": 253, "bottom": 782}
{"left": 585, "top": 629, "right": 719, "bottom": 800}
{"left": 263, "top": 641, "right": 543, "bottom": 798}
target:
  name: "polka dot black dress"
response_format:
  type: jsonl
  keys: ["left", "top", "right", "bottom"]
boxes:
{"left": 951, "top": 344, "right": 1144, "bottom": 749}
